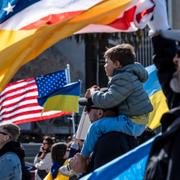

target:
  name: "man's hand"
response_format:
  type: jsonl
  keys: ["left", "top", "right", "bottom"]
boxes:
{"left": 69, "top": 153, "right": 89, "bottom": 173}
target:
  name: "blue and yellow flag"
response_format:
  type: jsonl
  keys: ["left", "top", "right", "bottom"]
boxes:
{"left": 38, "top": 81, "right": 81, "bottom": 113}
{"left": 81, "top": 137, "right": 156, "bottom": 180}
{"left": 144, "top": 65, "right": 169, "bottom": 129}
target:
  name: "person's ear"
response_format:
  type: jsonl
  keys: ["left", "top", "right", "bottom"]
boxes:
{"left": 114, "top": 61, "right": 121, "bottom": 68}
{"left": 98, "top": 109, "right": 103, "bottom": 117}
{"left": 4, "top": 134, "right": 10, "bottom": 141}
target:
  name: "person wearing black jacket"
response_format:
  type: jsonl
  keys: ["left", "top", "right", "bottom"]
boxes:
{"left": 144, "top": 107, "right": 180, "bottom": 180}
{"left": 144, "top": 0, "right": 180, "bottom": 178}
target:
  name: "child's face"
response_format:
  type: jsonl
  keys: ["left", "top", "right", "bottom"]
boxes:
{"left": 104, "top": 58, "right": 121, "bottom": 77}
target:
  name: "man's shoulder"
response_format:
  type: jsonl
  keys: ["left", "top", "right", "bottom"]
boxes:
{"left": 96, "top": 132, "right": 137, "bottom": 147}
{"left": 0, "top": 151, "right": 21, "bottom": 162}
{"left": 90, "top": 132, "right": 138, "bottom": 170}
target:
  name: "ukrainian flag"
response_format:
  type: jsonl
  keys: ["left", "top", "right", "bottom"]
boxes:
{"left": 144, "top": 65, "right": 169, "bottom": 129}
{"left": 38, "top": 81, "right": 80, "bottom": 113}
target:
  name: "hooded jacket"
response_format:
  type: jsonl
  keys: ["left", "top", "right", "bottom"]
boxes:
{"left": 92, "top": 62, "right": 153, "bottom": 117}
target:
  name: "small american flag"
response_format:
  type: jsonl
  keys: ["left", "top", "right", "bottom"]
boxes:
{"left": 0, "top": 70, "right": 71, "bottom": 125}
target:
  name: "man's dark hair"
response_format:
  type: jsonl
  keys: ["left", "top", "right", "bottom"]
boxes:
{"left": 104, "top": 43, "right": 136, "bottom": 66}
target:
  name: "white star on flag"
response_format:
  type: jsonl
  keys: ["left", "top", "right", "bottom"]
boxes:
{"left": 3, "top": 3, "right": 15, "bottom": 15}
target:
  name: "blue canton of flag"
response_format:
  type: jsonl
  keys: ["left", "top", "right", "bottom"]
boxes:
{"left": 36, "top": 70, "right": 68, "bottom": 98}
{"left": 0, "top": 0, "right": 41, "bottom": 23}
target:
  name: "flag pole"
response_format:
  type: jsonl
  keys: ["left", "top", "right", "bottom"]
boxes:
{"left": 66, "top": 64, "right": 71, "bottom": 83}
{"left": 66, "top": 64, "right": 76, "bottom": 135}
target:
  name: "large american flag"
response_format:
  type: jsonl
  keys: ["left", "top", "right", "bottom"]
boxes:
{"left": 0, "top": 70, "right": 71, "bottom": 125}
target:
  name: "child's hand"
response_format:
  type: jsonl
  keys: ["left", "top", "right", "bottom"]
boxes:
{"left": 85, "top": 88, "right": 91, "bottom": 98}
{"left": 85, "top": 85, "right": 100, "bottom": 98}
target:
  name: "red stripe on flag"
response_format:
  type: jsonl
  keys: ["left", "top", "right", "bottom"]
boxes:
{"left": 1, "top": 103, "right": 40, "bottom": 115}
{"left": 14, "top": 112, "right": 71, "bottom": 125}
{"left": 0, "top": 77, "right": 71, "bottom": 124}
{"left": 136, "top": 6, "right": 155, "bottom": 23}
{"left": 0, "top": 89, "right": 37, "bottom": 105}
{"left": 0, "top": 82, "right": 35, "bottom": 98}
{"left": 109, "top": 6, "right": 136, "bottom": 30}
{"left": 21, "top": 11, "right": 83, "bottom": 30}
{"left": 1, "top": 96, "right": 38, "bottom": 109}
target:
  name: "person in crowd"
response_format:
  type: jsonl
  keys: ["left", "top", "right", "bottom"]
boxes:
{"left": 34, "top": 136, "right": 54, "bottom": 180}
{"left": 0, "top": 123, "right": 31, "bottom": 180}
{"left": 144, "top": 34, "right": 180, "bottom": 180}
{"left": 143, "top": 0, "right": 180, "bottom": 179}
{"left": 80, "top": 43, "right": 153, "bottom": 159}
{"left": 44, "top": 142, "right": 70, "bottom": 180}
{"left": 60, "top": 102, "right": 138, "bottom": 176}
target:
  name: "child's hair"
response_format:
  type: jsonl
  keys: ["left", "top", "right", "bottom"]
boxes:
{"left": 51, "top": 142, "right": 67, "bottom": 163}
{"left": 104, "top": 43, "right": 136, "bottom": 66}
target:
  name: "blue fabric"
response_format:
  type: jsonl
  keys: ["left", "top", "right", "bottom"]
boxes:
{"left": 0, "top": 152, "right": 22, "bottom": 180}
{"left": 81, "top": 137, "right": 156, "bottom": 180}
{"left": 81, "top": 115, "right": 146, "bottom": 157}
{"left": 50, "top": 162, "right": 61, "bottom": 179}
{"left": 38, "top": 81, "right": 81, "bottom": 107}
{"left": 36, "top": 70, "right": 68, "bottom": 98}
{"left": 143, "top": 65, "right": 161, "bottom": 96}
{"left": 0, "top": 0, "right": 41, "bottom": 23}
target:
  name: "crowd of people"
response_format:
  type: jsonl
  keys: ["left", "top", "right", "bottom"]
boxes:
{"left": 1, "top": 0, "right": 180, "bottom": 179}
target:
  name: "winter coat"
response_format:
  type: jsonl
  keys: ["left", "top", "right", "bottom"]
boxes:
{"left": 144, "top": 107, "right": 180, "bottom": 180}
{"left": 0, "top": 141, "right": 31, "bottom": 180}
{"left": 92, "top": 63, "right": 153, "bottom": 117}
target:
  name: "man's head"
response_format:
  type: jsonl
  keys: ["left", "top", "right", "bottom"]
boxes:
{"left": 160, "top": 30, "right": 180, "bottom": 93}
{"left": 170, "top": 50, "right": 180, "bottom": 93}
{"left": 79, "top": 97, "right": 118, "bottom": 123}
{"left": 104, "top": 43, "right": 135, "bottom": 77}
{"left": 0, "top": 123, "right": 20, "bottom": 145}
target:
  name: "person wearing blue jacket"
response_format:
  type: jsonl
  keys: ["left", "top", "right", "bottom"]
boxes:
{"left": 81, "top": 43, "right": 153, "bottom": 158}
{"left": 0, "top": 123, "right": 31, "bottom": 180}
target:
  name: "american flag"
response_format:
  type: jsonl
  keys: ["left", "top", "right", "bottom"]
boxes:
{"left": 0, "top": 70, "right": 71, "bottom": 125}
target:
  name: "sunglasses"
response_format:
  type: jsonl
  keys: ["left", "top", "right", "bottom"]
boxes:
{"left": 42, "top": 142, "right": 49, "bottom": 145}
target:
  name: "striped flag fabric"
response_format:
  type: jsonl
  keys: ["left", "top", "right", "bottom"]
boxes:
{"left": 38, "top": 81, "right": 81, "bottom": 113}
{"left": 0, "top": 0, "right": 155, "bottom": 92}
{"left": 0, "top": 69, "right": 71, "bottom": 125}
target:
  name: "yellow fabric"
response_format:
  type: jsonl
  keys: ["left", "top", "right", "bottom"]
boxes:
{"left": 44, "top": 172, "right": 69, "bottom": 180}
{"left": 43, "top": 95, "right": 79, "bottom": 112}
{"left": 44, "top": 160, "right": 69, "bottom": 180}
{"left": 130, "top": 114, "right": 149, "bottom": 125}
{"left": 0, "top": 0, "right": 132, "bottom": 92}
{"left": 147, "top": 90, "right": 169, "bottom": 129}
